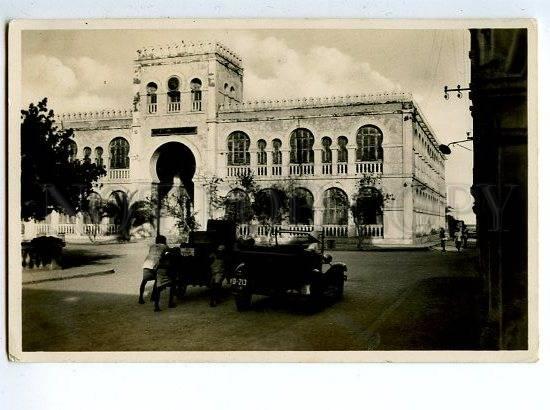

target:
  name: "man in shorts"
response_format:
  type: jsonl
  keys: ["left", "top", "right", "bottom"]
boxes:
{"left": 138, "top": 235, "right": 168, "bottom": 304}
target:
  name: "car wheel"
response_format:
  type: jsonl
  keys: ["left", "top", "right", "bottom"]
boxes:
{"left": 235, "top": 292, "right": 252, "bottom": 311}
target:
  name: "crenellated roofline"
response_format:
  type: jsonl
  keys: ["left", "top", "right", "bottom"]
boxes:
{"left": 135, "top": 41, "right": 242, "bottom": 68}
{"left": 56, "top": 109, "right": 132, "bottom": 123}
{"left": 218, "top": 92, "right": 414, "bottom": 113}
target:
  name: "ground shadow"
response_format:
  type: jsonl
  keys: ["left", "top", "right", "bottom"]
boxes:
{"left": 61, "top": 248, "right": 119, "bottom": 269}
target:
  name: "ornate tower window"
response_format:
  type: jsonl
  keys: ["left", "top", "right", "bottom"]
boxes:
{"left": 190, "top": 78, "right": 202, "bottom": 111}
{"left": 146, "top": 82, "right": 158, "bottom": 114}
{"left": 167, "top": 76, "right": 181, "bottom": 112}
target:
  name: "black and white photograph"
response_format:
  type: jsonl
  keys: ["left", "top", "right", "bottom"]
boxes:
{"left": 7, "top": 19, "right": 537, "bottom": 361}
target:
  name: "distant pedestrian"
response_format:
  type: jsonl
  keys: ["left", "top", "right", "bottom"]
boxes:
{"left": 462, "top": 227, "right": 469, "bottom": 249}
{"left": 138, "top": 235, "right": 168, "bottom": 304}
{"left": 454, "top": 229, "right": 463, "bottom": 252}
{"left": 439, "top": 227, "right": 446, "bottom": 252}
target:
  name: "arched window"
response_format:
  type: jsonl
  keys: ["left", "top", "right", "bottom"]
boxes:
{"left": 272, "top": 139, "right": 282, "bottom": 165}
{"left": 356, "top": 125, "right": 383, "bottom": 162}
{"left": 290, "top": 128, "right": 314, "bottom": 164}
{"left": 95, "top": 146, "right": 104, "bottom": 168}
{"left": 109, "top": 137, "right": 130, "bottom": 169}
{"left": 254, "top": 188, "right": 286, "bottom": 224}
{"left": 257, "top": 139, "right": 267, "bottom": 165}
{"left": 321, "top": 137, "right": 332, "bottom": 163}
{"left": 289, "top": 188, "right": 314, "bottom": 225}
{"left": 323, "top": 188, "right": 349, "bottom": 225}
{"left": 337, "top": 136, "right": 348, "bottom": 163}
{"left": 146, "top": 82, "right": 158, "bottom": 113}
{"left": 83, "top": 146, "right": 92, "bottom": 163}
{"left": 190, "top": 78, "right": 202, "bottom": 111}
{"left": 167, "top": 76, "right": 181, "bottom": 112}
{"left": 62, "top": 140, "right": 78, "bottom": 162}
{"left": 224, "top": 189, "right": 252, "bottom": 224}
{"left": 146, "top": 82, "right": 158, "bottom": 104}
{"left": 354, "top": 186, "right": 383, "bottom": 225}
{"left": 227, "top": 131, "right": 250, "bottom": 166}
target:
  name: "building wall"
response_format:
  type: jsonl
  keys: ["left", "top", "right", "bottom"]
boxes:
{"left": 51, "top": 42, "right": 446, "bottom": 245}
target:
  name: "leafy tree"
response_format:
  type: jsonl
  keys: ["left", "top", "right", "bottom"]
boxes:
{"left": 350, "top": 173, "right": 394, "bottom": 249}
{"left": 21, "top": 98, "right": 106, "bottom": 221}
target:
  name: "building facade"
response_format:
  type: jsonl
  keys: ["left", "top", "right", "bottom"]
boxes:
{"left": 26, "top": 41, "right": 447, "bottom": 245}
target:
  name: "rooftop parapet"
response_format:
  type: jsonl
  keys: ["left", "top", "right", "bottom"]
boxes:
{"left": 56, "top": 109, "right": 132, "bottom": 122}
{"left": 218, "top": 92, "right": 414, "bottom": 113}
{"left": 136, "top": 41, "right": 242, "bottom": 68}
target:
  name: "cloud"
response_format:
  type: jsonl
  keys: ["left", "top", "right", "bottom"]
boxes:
{"left": 22, "top": 53, "right": 130, "bottom": 113}
{"left": 232, "top": 36, "right": 401, "bottom": 100}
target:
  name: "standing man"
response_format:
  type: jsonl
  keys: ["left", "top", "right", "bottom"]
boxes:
{"left": 454, "top": 228, "right": 463, "bottom": 252}
{"left": 439, "top": 227, "right": 447, "bottom": 252}
{"left": 139, "top": 235, "right": 168, "bottom": 304}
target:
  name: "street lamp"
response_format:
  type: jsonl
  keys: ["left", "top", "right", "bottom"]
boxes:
{"left": 439, "top": 133, "right": 474, "bottom": 155}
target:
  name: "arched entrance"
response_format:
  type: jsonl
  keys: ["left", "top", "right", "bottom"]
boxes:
{"left": 150, "top": 142, "right": 196, "bottom": 238}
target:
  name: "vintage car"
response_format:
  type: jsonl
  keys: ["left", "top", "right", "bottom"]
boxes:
{"left": 229, "top": 229, "right": 348, "bottom": 311}
{"left": 175, "top": 220, "right": 237, "bottom": 306}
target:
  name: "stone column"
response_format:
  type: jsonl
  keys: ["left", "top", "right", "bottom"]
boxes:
{"left": 282, "top": 148, "right": 290, "bottom": 177}
{"left": 313, "top": 206, "right": 323, "bottom": 232}
{"left": 314, "top": 148, "right": 323, "bottom": 175}
{"left": 348, "top": 144, "right": 357, "bottom": 175}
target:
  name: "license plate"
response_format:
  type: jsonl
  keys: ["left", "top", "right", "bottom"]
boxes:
{"left": 230, "top": 278, "right": 247, "bottom": 287}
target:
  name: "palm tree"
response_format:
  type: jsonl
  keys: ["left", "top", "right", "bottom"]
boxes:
{"left": 103, "top": 191, "right": 155, "bottom": 241}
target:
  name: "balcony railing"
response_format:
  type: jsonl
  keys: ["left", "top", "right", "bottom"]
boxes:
{"left": 227, "top": 165, "right": 251, "bottom": 177}
{"left": 236, "top": 223, "right": 383, "bottom": 239}
{"left": 109, "top": 169, "right": 130, "bottom": 180}
{"left": 336, "top": 162, "right": 348, "bottom": 174}
{"left": 147, "top": 103, "right": 157, "bottom": 114}
{"left": 357, "top": 224, "right": 384, "bottom": 238}
{"left": 225, "top": 160, "right": 383, "bottom": 178}
{"left": 289, "top": 163, "right": 314, "bottom": 176}
{"left": 323, "top": 225, "right": 349, "bottom": 237}
{"left": 271, "top": 165, "right": 282, "bottom": 176}
{"left": 356, "top": 161, "right": 383, "bottom": 174}
{"left": 192, "top": 100, "right": 202, "bottom": 111}
{"left": 167, "top": 102, "right": 181, "bottom": 112}
{"left": 23, "top": 222, "right": 120, "bottom": 240}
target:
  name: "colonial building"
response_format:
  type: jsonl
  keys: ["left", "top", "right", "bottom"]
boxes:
{"left": 26, "top": 41, "right": 447, "bottom": 245}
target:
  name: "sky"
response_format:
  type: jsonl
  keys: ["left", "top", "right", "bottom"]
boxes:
{"left": 21, "top": 29, "right": 474, "bottom": 223}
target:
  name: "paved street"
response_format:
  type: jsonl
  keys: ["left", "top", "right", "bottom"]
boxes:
{"left": 22, "top": 241, "right": 482, "bottom": 351}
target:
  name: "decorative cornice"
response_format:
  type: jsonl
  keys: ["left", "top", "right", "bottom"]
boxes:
{"left": 218, "top": 92, "right": 414, "bottom": 113}
{"left": 56, "top": 109, "right": 132, "bottom": 122}
{"left": 136, "top": 41, "right": 242, "bottom": 68}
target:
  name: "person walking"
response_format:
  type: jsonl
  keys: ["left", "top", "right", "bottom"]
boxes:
{"left": 454, "top": 228, "right": 463, "bottom": 252}
{"left": 439, "top": 227, "right": 447, "bottom": 252}
{"left": 138, "top": 235, "right": 168, "bottom": 304}
{"left": 462, "top": 226, "right": 469, "bottom": 249}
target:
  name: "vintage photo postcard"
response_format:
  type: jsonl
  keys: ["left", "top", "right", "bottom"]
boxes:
{"left": 6, "top": 19, "right": 538, "bottom": 362}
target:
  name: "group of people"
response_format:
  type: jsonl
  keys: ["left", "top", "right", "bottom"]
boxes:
{"left": 138, "top": 235, "right": 226, "bottom": 312}
{"left": 438, "top": 225, "right": 469, "bottom": 252}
